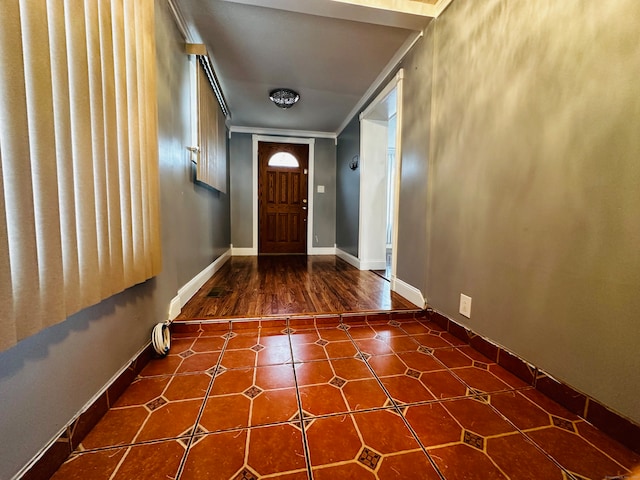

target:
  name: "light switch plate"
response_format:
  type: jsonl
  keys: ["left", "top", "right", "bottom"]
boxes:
{"left": 317, "top": 185, "right": 325, "bottom": 193}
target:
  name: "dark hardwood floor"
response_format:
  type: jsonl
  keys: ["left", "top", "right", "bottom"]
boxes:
{"left": 176, "top": 255, "right": 419, "bottom": 320}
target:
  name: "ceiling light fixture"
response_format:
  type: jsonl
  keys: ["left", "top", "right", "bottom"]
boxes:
{"left": 269, "top": 88, "right": 300, "bottom": 109}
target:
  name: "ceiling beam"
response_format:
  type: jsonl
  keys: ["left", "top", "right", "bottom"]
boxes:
{"left": 337, "top": 0, "right": 456, "bottom": 18}
{"left": 218, "top": 0, "right": 434, "bottom": 30}
{"left": 329, "top": 0, "right": 439, "bottom": 17}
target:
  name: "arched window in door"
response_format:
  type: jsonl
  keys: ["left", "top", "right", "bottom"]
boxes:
{"left": 268, "top": 151, "right": 299, "bottom": 168}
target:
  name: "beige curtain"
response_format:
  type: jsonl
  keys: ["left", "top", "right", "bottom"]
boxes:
{"left": 0, "top": 0, "right": 161, "bottom": 352}
{"left": 196, "top": 62, "right": 227, "bottom": 193}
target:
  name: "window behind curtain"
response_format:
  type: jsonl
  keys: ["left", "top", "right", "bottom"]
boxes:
{"left": 0, "top": 0, "right": 161, "bottom": 352}
{"left": 195, "top": 61, "right": 227, "bottom": 193}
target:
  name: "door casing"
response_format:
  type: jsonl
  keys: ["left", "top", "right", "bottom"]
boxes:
{"left": 258, "top": 142, "right": 309, "bottom": 254}
{"left": 251, "top": 135, "right": 316, "bottom": 255}
{"left": 359, "top": 69, "right": 404, "bottom": 292}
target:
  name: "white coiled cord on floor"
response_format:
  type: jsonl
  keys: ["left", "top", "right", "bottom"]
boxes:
{"left": 152, "top": 321, "right": 171, "bottom": 357}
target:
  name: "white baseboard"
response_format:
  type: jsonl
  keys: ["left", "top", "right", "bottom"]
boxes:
{"left": 335, "top": 249, "right": 386, "bottom": 271}
{"left": 168, "top": 249, "right": 231, "bottom": 320}
{"left": 336, "top": 248, "right": 361, "bottom": 269}
{"left": 231, "top": 247, "right": 257, "bottom": 256}
{"left": 168, "top": 297, "right": 181, "bottom": 320}
{"left": 392, "top": 276, "right": 426, "bottom": 309}
{"left": 359, "top": 259, "right": 387, "bottom": 270}
{"left": 232, "top": 246, "right": 335, "bottom": 256}
{"left": 308, "top": 246, "right": 337, "bottom": 255}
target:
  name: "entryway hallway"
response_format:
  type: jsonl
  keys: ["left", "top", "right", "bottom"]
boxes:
{"left": 49, "top": 257, "right": 639, "bottom": 479}
{"left": 176, "top": 256, "right": 417, "bottom": 320}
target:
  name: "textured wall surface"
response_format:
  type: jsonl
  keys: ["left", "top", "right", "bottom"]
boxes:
{"left": 425, "top": 0, "right": 640, "bottom": 422}
{"left": 395, "top": 32, "right": 434, "bottom": 292}
{"left": 0, "top": 2, "right": 231, "bottom": 477}
{"left": 312, "top": 138, "right": 337, "bottom": 248}
{"left": 174, "top": 102, "right": 230, "bottom": 286}
{"left": 229, "top": 133, "right": 254, "bottom": 248}
{"left": 336, "top": 117, "right": 361, "bottom": 257}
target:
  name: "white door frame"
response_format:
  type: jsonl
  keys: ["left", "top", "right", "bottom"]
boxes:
{"left": 358, "top": 69, "right": 404, "bottom": 288}
{"left": 251, "top": 135, "right": 316, "bottom": 255}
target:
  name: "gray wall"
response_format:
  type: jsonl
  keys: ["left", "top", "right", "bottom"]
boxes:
{"left": 402, "top": 0, "right": 640, "bottom": 423}
{"left": 229, "top": 133, "right": 253, "bottom": 248}
{"left": 312, "top": 138, "right": 336, "bottom": 248}
{"left": 335, "top": 117, "right": 361, "bottom": 257}
{"left": 176, "top": 136, "right": 230, "bottom": 287}
{"left": 229, "top": 134, "right": 337, "bottom": 250}
{"left": 395, "top": 32, "right": 434, "bottom": 292}
{"left": 0, "top": 2, "right": 231, "bottom": 478}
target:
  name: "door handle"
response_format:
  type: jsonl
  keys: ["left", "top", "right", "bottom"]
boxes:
{"left": 302, "top": 206, "right": 307, "bottom": 210}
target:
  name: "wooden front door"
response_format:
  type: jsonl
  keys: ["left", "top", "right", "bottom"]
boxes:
{"left": 258, "top": 142, "right": 309, "bottom": 254}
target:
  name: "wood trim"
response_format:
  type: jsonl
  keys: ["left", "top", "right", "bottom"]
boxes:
{"left": 358, "top": 70, "right": 404, "bottom": 281}
{"left": 335, "top": 248, "right": 361, "bottom": 269}
{"left": 308, "top": 247, "right": 337, "bottom": 255}
{"left": 231, "top": 247, "right": 258, "bottom": 256}
{"left": 258, "top": 143, "right": 309, "bottom": 254}
{"left": 251, "top": 135, "right": 316, "bottom": 255}
{"left": 231, "top": 126, "right": 335, "bottom": 139}
{"left": 168, "top": 249, "right": 231, "bottom": 320}
{"left": 359, "top": 259, "right": 387, "bottom": 270}
{"left": 391, "top": 276, "right": 426, "bottom": 308}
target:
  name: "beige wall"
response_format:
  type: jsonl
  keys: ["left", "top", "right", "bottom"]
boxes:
{"left": 420, "top": 0, "right": 640, "bottom": 422}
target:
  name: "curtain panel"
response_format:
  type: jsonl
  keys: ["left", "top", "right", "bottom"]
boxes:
{"left": 0, "top": 0, "right": 161, "bottom": 352}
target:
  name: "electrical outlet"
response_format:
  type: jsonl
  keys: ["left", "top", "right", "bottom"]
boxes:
{"left": 459, "top": 293, "right": 472, "bottom": 318}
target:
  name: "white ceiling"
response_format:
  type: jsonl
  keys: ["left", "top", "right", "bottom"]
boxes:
{"left": 172, "top": 0, "right": 444, "bottom": 134}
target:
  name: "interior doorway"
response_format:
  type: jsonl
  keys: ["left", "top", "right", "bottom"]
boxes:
{"left": 258, "top": 141, "right": 309, "bottom": 254}
{"left": 379, "top": 113, "right": 397, "bottom": 280}
{"left": 359, "top": 70, "right": 403, "bottom": 286}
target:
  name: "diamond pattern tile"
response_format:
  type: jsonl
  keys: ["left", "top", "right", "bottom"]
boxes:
{"left": 50, "top": 317, "right": 639, "bottom": 480}
{"left": 146, "top": 397, "right": 167, "bottom": 411}
{"left": 406, "top": 368, "right": 421, "bottom": 379}
{"left": 418, "top": 345, "right": 434, "bottom": 355}
{"left": 329, "top": 376, "right": 347, "bottom": 388}
{"left": 243, "top": 386, "right": 263, "bottom": 399}
{"left": 552, "top": 415, "right": 576, "bottom": 432}
{"left": 357, "top": 447, "right": 381, "bottom": 470}
{"left": 463, "top": 430, "right": 485, "bottom": 450}
{"left": 354, "top": 352, "right": 371, "bottom": 362}
{"left": 466, "top": 387, "right": 490, "bottom": 403}
{"left": 290, "top": 410, "right": 316, "bottom": 431}
{"left": 234, "top": 467, "right": 258, "bottom": 480}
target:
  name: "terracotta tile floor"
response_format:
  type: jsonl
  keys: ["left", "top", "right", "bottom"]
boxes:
{"left": 51, "top": 315, "right": 640, "bottom": 479}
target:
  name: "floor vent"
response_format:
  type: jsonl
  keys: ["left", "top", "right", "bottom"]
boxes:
{"left": 207, "top": 286, "right": 228, "bottom": 298}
